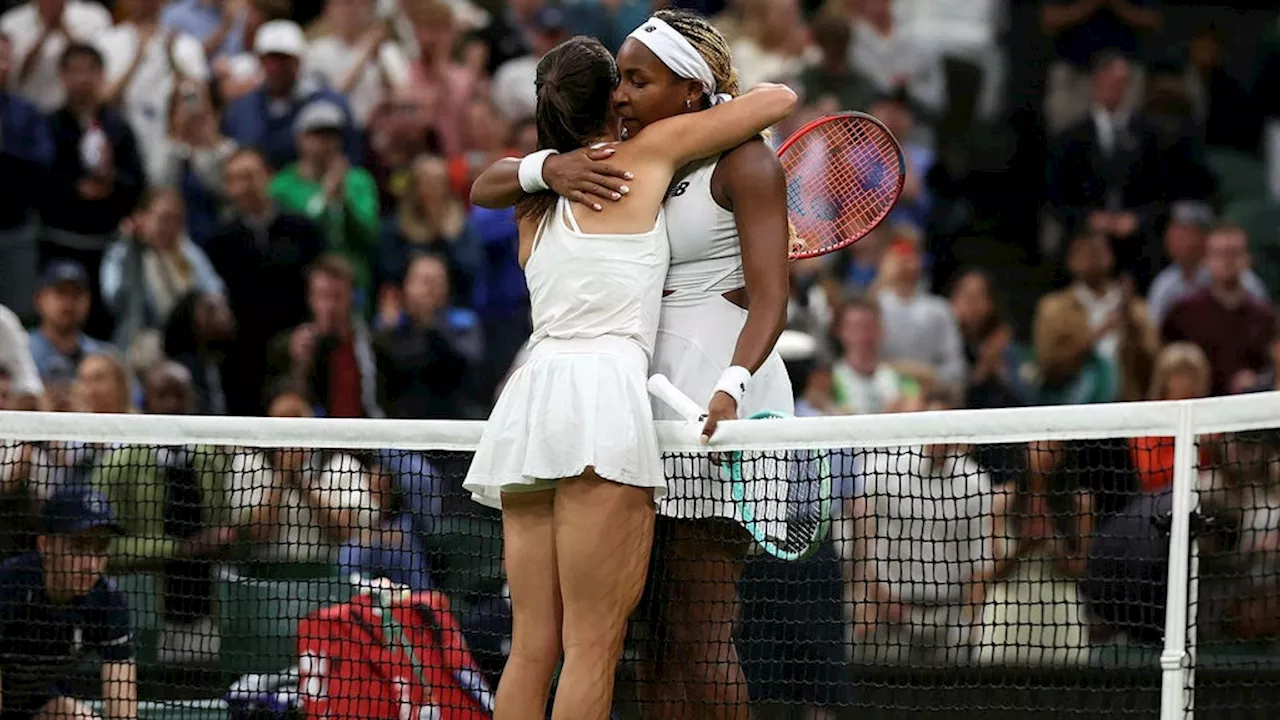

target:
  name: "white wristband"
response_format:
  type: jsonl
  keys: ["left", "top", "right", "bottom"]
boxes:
{"left": 712, "top": 366, "right": 752, "bottom": 405}
{"left": 518, "top": 149, "right": 558, "bottom": 193}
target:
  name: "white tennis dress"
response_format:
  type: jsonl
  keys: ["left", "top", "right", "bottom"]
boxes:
{"left": 653, "top": 156, "right": 795, "bottom": 521}
{"left": 465, "top": 197, "right": 670, "bottom": 508}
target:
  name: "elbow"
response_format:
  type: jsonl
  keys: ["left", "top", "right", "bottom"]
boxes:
{"left": 469, "top": 183, "right": 499, "bottom": 209}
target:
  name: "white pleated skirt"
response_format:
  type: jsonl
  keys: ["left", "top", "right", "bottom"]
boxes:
{"left": 465, "top": 335, "right": 667, "bottom": 510}
{"left": 650, "top": 293, "right": 794, "bottom": 521}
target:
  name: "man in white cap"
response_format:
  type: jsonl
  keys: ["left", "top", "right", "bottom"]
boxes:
{"left": 221, "top": 19, "right": 359, "bottom": 170}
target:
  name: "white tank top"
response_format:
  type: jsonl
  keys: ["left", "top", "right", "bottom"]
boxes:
{"left": 524, "top": 197, "right": 670, "bottom": 359}
{"left": 661, "top": 156, "right": 745, "bottom": 297}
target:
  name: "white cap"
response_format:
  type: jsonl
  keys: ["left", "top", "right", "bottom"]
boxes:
{"left": 295, "top": 100, "right": 347, "bottom": 134}
{"left": 255, "top": 20, "right": 307, "bottom": 58}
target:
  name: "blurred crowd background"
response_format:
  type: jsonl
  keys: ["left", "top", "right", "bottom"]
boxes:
{"left": 2, "top": 0, "right": 1280, "bottom": 424}
{"left": 2, "top": 0, "right": 1280, "bottom": 715}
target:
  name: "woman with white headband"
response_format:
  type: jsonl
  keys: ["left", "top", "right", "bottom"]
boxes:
{"left": 471, "top": 10, "right": 794, "bottom": 719}
{"left": 463, "top": 32, "right": 796, "bottom": 720}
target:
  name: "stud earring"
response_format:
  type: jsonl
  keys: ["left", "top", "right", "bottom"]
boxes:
{"left": 686, "top": 99, "right": 692, "bottom": 109}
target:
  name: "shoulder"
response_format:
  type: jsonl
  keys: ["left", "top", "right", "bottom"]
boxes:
{"left": 89, "top": 574, "right": 127, "bottom": 608}
{"left": 0, "top": 552, "right": 42, "bottom": 594}
{"left": 0, "top": 4, "right": 31, "bottom": 29}
{"left": 306, "top": 36, "right": 340, "bottom": 59}
{"left": 224, "top": 87, "right": 264, "bottom": 113}
{"left": 1036, "top": 288, "right": 1079, "bottom": 314}
{"left": 348, "top": 166, "right": 378, "bottom": 188}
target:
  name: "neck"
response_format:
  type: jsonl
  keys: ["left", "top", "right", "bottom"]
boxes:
{"left": 40, "top": 323, "right": 80, "bottom": 352}
{"left": 1178, "top": 259, "right": 1201, "bottom": 277}
{"left": 68, "top": 97, "right": 98, "bottom": 118}
{"left": 1074, "top": 277, "right": 1108, "bottom": 294}
{"left": 866, "top": 16, "right": 892, "bottom": 35}
{"left": 337, "top": 22, "right": 365, "bottom": 44}
{"left": 267, "top": 82, "right": 293, "bottom": 101}
{"left": 1212, "top": 281, "right": 1245, "bottom": 307}
{"left": 890, "top": 279, "right": 915, "bottom": 298}
{"left": 844, "top": 352, "right": 877, "bottom": 376}
{"left": 299, "top": 157, "right": 326, "bottom": 180}
{"left": 408, "top": 307, "right": 439, "bottom": 327}
{"left": 134, "top": 13, "right": 159, "bottom": 27}
{"left": 240, "top": 196, "right": 271, "bottom": 220}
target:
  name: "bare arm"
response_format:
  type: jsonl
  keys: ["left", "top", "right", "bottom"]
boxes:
{"left": 1040, "top": 0, "right": 1103, "bottom": 35}
{"left": 102, "top": 661, "right": 138, "bottom": 720}
{"left": 469, "top": 147, "right": 632, "bottom": 210}
{"left": 634, "top": 83, "right": 798, "bottom": 169}
{"left": 722, "top": 142, "right": 789, "bottom": 376}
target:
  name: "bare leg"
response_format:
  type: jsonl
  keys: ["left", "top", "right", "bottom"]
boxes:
{"left": 638, "top": 519, "right": 751, "bottom": 720}
{"left": 551, "top": 470, "right": 655, "bottom": 720}
{"left": 495, "top": 489, "right": 563, "bottom": 720}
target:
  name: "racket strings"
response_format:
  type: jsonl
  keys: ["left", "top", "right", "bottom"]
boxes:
{"left": 780, "top": 116, "right": 904, "bottom": 258}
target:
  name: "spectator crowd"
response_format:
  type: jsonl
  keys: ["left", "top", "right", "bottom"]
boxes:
{"left": 2, "top": 0, "right": 1280, "bottom": 714}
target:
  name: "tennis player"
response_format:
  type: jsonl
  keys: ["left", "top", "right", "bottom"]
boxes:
{"left": 470, "top": 11, "right": 794, "bottom": 717}
{"left": 462, "top": 34, "right": 796, "bottom": 720}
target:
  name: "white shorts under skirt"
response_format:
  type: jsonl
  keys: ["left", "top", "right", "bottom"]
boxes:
{"left": 464, "top": 336, "right": 667, "bottom": 510}
{"left": 650, "top": 293, "right": 794, "bottom": 521}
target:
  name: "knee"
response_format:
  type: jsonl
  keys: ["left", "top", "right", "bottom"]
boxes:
{"left": 509, "top": 623, "right": 562, "bottom": 673}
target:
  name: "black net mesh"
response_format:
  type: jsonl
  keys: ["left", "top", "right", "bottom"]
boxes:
{"left": 0, "top": 433, "right": 1275, "bottom": 719}
{"left": 1184, "top": 430, "right": 1280, "bottom": 720}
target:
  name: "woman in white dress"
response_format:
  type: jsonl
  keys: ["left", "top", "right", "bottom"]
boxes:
{"left": 462, "top": 35, "right": 796, "bottom": 720}
{"left": 471, "top": 11, "right": 795, "bottom": 717}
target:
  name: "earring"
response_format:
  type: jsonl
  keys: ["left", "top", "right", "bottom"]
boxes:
{"left": 686, "top": 99, "right": 692, "bottom": 109}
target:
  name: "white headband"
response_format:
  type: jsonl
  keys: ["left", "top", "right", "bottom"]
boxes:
{"left": 627, "top": 16, "right": 732, "bottom": 106}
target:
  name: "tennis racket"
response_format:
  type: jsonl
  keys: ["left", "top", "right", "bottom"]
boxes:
{"left": 648, "top": 374, "right": 832, "bottom": 561}
{"left": 777, "top": 112, "right": 906, "bottom": 261}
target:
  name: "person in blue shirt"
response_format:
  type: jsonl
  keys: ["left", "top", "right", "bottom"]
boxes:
{"left": 0, "top": 489, "right": 136, "bottom": 720}
{"left": 220, "top": 20, "right": 360, "bottom": 170}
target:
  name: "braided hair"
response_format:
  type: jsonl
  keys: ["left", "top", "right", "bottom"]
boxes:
{"left": 653, "top": 9, "right": 800, "bottom": 252}
{"left": 515, "top": 36, "right": 619, "bottom": 224}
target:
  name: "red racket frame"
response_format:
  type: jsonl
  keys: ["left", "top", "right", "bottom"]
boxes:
{"left": 776, "top": 111, "right": 906, "bottom": 261}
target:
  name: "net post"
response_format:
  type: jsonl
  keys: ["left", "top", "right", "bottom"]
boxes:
{"left": 1158, "top": 402, "right": 1199, "bottom": 720}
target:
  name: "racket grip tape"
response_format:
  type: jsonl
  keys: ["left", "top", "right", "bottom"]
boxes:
{"left": 647, "top": 374, "right": 707, "bottom": 423}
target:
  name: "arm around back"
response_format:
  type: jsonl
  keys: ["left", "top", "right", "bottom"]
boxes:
{"left": 632, "top": 83, "right": 797, "bottom": 169}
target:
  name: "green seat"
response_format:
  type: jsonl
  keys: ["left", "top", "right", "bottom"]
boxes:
{"left": 110, "top": 573, "right": 161, "bottom": 666}
{"left": 1224, "top": 199, "right": 1280, "bottom": 295}
{"left": 217, "top": 566, "right": 348, "bottom": 676}
{"left": 1208, "top": 149, "right": 1268, "bottom": 206}
{"left": 424, "top": 514, "right": 504, "bottom": 607}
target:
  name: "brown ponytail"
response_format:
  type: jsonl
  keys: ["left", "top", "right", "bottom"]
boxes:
{"left": 514, "top": 36, "right": 619, "bottom": 224}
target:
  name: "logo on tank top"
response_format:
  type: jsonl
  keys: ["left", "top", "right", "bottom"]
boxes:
{"left": 666, "top": 181, "right": 689, "bottom": 200}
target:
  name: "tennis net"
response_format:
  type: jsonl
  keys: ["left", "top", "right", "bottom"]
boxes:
{"left": 0, "top": 393, "right": 1278, "bottom": 719}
